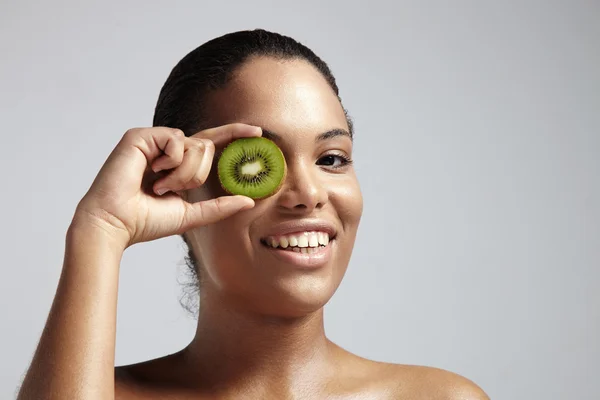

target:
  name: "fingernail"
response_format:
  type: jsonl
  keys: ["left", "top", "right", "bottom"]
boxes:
{"left": 156, "top": 187, "right": 169, "bottom": 196}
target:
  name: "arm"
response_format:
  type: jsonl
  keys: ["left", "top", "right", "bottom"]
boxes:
{"left": 17, "top": 215, "right": 126, "bottom": 400}
{"left": 16, "top": 124, "right": 259, "bottom": 399}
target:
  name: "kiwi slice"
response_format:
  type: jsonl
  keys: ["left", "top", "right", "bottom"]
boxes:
{"left": 217, "top": 137, "right": 287, "bottom": 199}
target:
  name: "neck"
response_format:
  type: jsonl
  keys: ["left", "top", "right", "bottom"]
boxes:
{"left": 183, "top": 288, "right": 333, "bottom": 394}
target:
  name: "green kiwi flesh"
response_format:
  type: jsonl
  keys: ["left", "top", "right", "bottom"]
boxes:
{"left": 217, "top": 137, "right": 287, "bottom": 199}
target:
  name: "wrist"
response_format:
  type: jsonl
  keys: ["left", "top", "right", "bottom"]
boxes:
{"left": 68, "top": 211, "right": 130, "bottom": 253}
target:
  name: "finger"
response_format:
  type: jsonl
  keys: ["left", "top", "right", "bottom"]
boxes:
{"left": 180, "top": 195, "right": 255, "bottom": 230}
{"left": 121, "top": 127, "right": 185, "bottom": 164}
{"left": 95, "top": 127, "right": 185, "bottom": 192}
{"left": 190, "top": 123, "right": 262, "bottom": 147}
{"left": 193, "top": 138, "right": 215, "bottom": 186}
{"left": 150, "top": 132, "right": 185, "bottom": 172}
{"left": 153, "top": 138, "right": 214, "bottom": 195}
{"left": 171, "top": 140, "right": 214, "bottom": 197}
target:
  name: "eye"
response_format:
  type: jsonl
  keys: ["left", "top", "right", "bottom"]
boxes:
{"left": 316, "top": 154, "right": 353, "bottom": 169}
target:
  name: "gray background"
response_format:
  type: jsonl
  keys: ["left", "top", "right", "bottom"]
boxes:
{"left": 1, "top": 1, "right": 598, "bottom": 399}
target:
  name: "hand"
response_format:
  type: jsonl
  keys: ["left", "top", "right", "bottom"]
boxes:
{"left": 73, "top": 124, "right": 261, "bottom": 248}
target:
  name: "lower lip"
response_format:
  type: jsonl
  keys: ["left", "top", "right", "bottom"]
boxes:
{"left": 262, "top": 241, "right": 334, "bottom": 269}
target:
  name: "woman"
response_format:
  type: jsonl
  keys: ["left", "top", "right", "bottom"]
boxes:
{"left": 18, "top": 29, "right": 489, "bottom": 399}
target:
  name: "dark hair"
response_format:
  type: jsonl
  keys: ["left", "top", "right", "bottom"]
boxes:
{"left": 152, "top": 29, "right": 351, "bottom": 313}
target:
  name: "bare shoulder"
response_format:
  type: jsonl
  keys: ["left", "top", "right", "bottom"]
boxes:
{"left": 330, "top": 344, "right": 489, "bottom": 399}
{"left": 114, "top": 363, "right": 151, "bottom": 400}
{"left": 114, "top": 352, "right": 187, "bottom": 400}
{"left": 385, "top": 363, "right": 490, "bottom": 400}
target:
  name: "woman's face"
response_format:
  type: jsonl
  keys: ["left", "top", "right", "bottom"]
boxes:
{"left": 186, "top": 56, "right": 363, "bottom": 317}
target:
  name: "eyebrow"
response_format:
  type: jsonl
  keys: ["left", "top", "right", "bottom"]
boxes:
{"left": 261, "top": 128, "right": 353, "bottom": 143}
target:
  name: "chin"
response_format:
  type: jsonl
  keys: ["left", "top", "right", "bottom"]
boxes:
{"left": 218, "top": 271, "right": 343, "bottom": 319}
{"left": 261, "top": 275, "right": 341, "bottom": 317}
{"left": 250, "top": 251, "right": 348, "bottom": 317}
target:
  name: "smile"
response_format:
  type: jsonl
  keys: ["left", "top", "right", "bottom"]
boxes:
{"left": 260, "top": 231, "right": 335, "bottom": 268}
{"left": 261, "top": 231, "right": 330, "bottom": 252}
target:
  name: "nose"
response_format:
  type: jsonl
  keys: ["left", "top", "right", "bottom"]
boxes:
{"left": 276, "top": 159, "right": 328, "bottom": 213}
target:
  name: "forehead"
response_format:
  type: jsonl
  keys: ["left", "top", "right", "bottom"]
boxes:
{"left": 203, "top": 57, "right": 348, "bottom": 135}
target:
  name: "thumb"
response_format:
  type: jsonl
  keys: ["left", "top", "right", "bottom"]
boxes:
{"left": 182, "top": 195, "right": 255, "bottom": 229}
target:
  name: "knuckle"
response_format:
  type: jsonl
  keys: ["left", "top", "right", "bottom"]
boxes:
{"left": 174, "top": 147, "right": 186, "bottom": 161}
{"left": 188, "top": 141, "right": 206, "bottom": 154}
{"left": 228, "top": 123, "right": 248, "bottom": 134}
{"left": 123, "top": 127, "right": 141, "bottom": 139}
{"left": 194, "top": 139, "right": 206, "bottom": 150}
{"left": 190, "top": 174, "right": 207, "bottom": 187}
{"left": 213, "top": 197, "right": 225, "bottom": 215}
{"left": 171, "top": 128, "right": 185, "bottom": 137}
{"left": 172, "top": 135, "right": 186, "bottom": 151}
{"left": 202, "top": 139, "right": 215, "bottom": 152}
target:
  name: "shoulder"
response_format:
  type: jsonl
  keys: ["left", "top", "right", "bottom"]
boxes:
{"left": 115, "top": 364, "right": 145, "bottom": 400}
{"left": 331, "top": 347, "right": 488, "bottom": 399}
{"left": 114, "top": 352, "right": 186, "bottom": 400}
{"left": 387, "top": 364, "right": 490, "bottom": 400}
{"left": 330, "top": 343, "right": 489, "bottom": 399}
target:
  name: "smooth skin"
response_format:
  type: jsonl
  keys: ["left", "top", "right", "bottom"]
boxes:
{"left": 17, "top": 57, "right": 489, "bottom": 400}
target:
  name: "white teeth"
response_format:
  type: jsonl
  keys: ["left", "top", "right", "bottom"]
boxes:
{"left": 297, "top": 235, "right": 309, "bottom": 248}
{"left": 318, "top": 232, "right": 329, "bottom": 246}
{"left": 292, "top": 247, "right": 301, "bottom": 252}
{"left": 280, "top": 237, "right": 289, "bottom": 249}
{"left": 300, "top": 247, "right": 308, "bottom": 254}
{"left": 264, "top": 231, "right": 331, "bottom": 250}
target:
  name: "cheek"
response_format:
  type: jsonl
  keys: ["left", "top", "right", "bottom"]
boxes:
{"left": 199, "top": 213, "right": 251, "bottom": 255}
{"left": 327, "top": 178, "right": 362, "bottom": 290}
{"left": 186, "top": 174, "right": 264, "bottom": 274}
{"left": 194, "top": 215, "right": 252, "bottom": 288}
{"left": 192, "top": 198, "right": 268, "bottom": 266}
{"left": 331, "top": 177, "right": 363, "bottom": 229}
{"left": 187, "top": 167, "right": 227, "bottom": 203}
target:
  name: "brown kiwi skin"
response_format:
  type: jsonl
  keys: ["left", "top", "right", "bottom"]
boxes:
{"left": 217, "top": 137, "right": 287, "bottom": 200}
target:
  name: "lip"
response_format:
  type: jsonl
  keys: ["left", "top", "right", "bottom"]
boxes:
{"left": 258, "top": 219, "right": 338, "bottom": 269}
{"left": 260, "top": 219, "right": 338, "bottom": 240}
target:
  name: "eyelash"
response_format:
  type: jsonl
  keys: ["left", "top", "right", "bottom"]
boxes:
{"left": 316, "top": 153, "right": 354, "bottom": 169}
